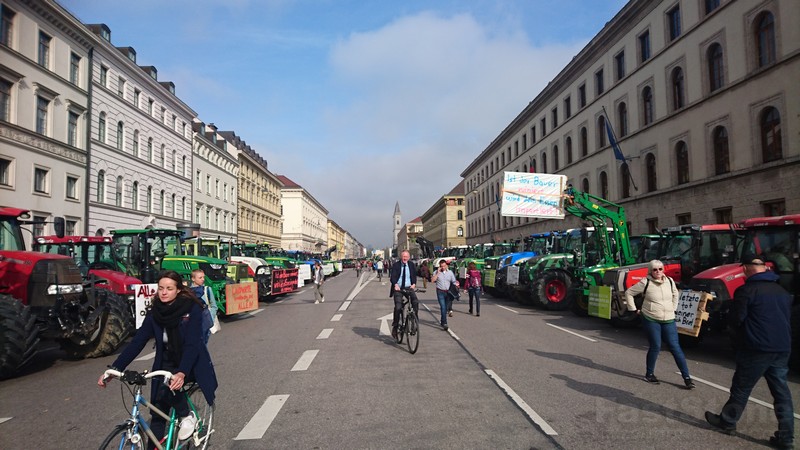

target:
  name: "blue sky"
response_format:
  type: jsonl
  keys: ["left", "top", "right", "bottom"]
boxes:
{"left": 62, "top": 0, "right": 628, "bottom": 249}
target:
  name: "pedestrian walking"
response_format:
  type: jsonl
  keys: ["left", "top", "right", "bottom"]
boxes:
{"left": 465, "top": 262, "right": 482, "bottom": 316}
{"left": 624, "top": 259, "right": 695, "bottom": 389}
{"left": 190, "top": 269, "right": 220, "bottom": 343}
{"left": 705, "top": 254, "right": 794, "bottom": 449}
{"left": 418, "top": 261, "right": 430, "bottom": 289}
{"left": 314, "top": 261, "right": 325, "bottom": 304}
{"left": 431, "top": 260, "right": 459, "bottom": 330}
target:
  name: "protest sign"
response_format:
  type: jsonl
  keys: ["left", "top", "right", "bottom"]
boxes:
{"left": 500, "top": 172, "right": 567, "bottom": 219}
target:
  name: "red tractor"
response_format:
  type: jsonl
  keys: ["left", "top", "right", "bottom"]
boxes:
{"left": 0, "top": 207, "right": 131, "bottom": 378}
{"left": 690, "top": 214, "right": 800, "bottom": 370}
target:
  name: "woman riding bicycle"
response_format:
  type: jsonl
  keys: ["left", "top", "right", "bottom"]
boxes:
{"left": 98, "top": 270, "right": 218, "bottom": 449}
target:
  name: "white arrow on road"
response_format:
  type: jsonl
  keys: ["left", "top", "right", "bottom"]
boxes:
{"left": 377, "top": 313, "right": 393, "bottom": 336}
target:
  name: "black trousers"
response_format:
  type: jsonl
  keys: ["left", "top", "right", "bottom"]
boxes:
{"left": 392, "top": 290, "right": 419, "bottom": 328}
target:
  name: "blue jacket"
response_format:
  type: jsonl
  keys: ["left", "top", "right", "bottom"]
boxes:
{"left": 112, "top": 302, "right": 218, "bottom": 405}
{"left": 731, "top": 271, "right": 792, "bottom": 353}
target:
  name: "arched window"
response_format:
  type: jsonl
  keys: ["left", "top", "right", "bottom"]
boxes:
{"left": 159, "top": 190, "right": 165, "bottom": 214}
{"left": 115, "top": 176, "right": 123, "bottom": 206}
{"left": 98, "top": 113, "right": 106, "bottom": 143}
{"left": 132, "top": 181, "right": 139, "bottom": 210}
{"left": 171, "top": 193, "right": 176, "bottom": 217}
{"left": 671, "top": 67, "right": 685, "bottom": 110}
{"left": 621, "top": 165, "right": 631, "bottom": 199}
{"left": 618, "top": 102, "right": 628, "bottom": 136}
{"left": 756, "top": 12, "right": 776, "bottom": 68}
{"left": 599, "top": 171, "right": 608, "bottom": 199}
{"left": 580, "top": 127, "right": 588, "bottom": 156}
{"left": 645, "top": 153, "right": 657, "bottom": 192}
{"left": 523, "top": 163, "right": 528, "bottom": 173}
{"left": 642, "top": 86, "right": 654, "bottom": 125}
{"left": 132, "top": 130, "right": 139, "bottom": 156}
{"left": 457, "top": 210, "right": 463, "bottom": 220}
{"left": 172, "top": 150, "right": 177, "bottom": 173}
{"left": 581, "top": 177, "right": 590, "bottom": 194}
{"left": 457, "top": 226, "right": 464, "bottom": 237}
{"left": 708, "top": 43, "right": 724, "bottom": 92}
{"left": 713, "top": 126, "right": 729, "bottom": 175}
{"left": 116, "top": 121, "right": 124, "bottom": 150}
{"left": 597, "top": 116, "right": 607, "bottom": 148}
{"left": 147, "top": 138, "right": 153, "bottom": 162}
{"left": 180, "top": 197, "right": 185, "bottom": 220}
{"left": 541, "top": 153, "right": 547, "bottom": 174}
{"left": 182, "top": 156, "right": 187, "bottom": 176}
{"left": 553, "top": 146, "right": 559, "bottom": 171}
{"left": 761, "top": 106, "right": 782, "bottom": 162}
{"left": 531, "top": 157, "right": 537, "bottom": 173}
{"left": 97, "top": 170, "right": 105, "bottom": 203}
{"left": 566, "top": 137, "right": 573, "bottom": 164}
{"left": 675, "top": 141, "right": 690, "bottom": 184}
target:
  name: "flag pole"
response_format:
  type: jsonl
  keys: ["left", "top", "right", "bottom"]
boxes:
{"left": 601, "top": 105, "right": 638, "bottom": 192}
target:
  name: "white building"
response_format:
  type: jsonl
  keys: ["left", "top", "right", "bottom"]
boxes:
{"left": 0, "top": 0, "right": 92, "bottom": 247}
{"left": 191, "top": 120, "right": 238, "bottom": 240}
{"left": 277, "top": 174, "right": 328, "bottom": 253}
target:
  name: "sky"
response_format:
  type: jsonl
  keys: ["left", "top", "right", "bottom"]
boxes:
{"left": 62, "top": 0, "right": 628, "bottom": 249}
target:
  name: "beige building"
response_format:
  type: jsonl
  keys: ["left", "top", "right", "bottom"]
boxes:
{"left": 421, "top": 181, "right": 466, "bottom": 249}
{"left": 278, "top": 174, "right": 328, "bottom": 253}
{"left": 220, "top": 131, "right": 282, "bottom": 246}
{"left": 192, "top": 120, "right": 238, "bottom": 240}
{"left": 344, "top": 231, "right": 365, "bottom": 259}
{"left": 462, "top": 0, "right": 799, "bottom": 242}
{"left": 327, "top": 219, "right": 345, "bottom": 260}
{"left": 396, "top": 216, "right": 423, "bottom": 258}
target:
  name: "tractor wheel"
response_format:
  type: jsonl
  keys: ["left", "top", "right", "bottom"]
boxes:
{"left": 790, "top": 303, "right": 800, "bottom": 373}
{"left": 534, "top": 271, "right": 573, "bottom": 311}
{"left": 610, "top": 293, "right": 642, "bottom": 328}
{"left": 60, "top": 290, "right": 130, "bottom": 359}
{"left": 0, "top": 295, "right": 40, "bottom": 379}
{"left": 571, "top": 289, "right": 589, "bottom": 317}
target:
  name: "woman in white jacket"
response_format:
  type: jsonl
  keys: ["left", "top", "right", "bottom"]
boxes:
{"left": 625, "top": 260, "right": 695, "bottom": 389}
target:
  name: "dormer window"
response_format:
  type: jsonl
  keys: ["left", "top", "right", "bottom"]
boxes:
{"left": 100, "top": 25, "right": 110, "bottom": 42}
{"left": 127, "top": 48, "right": 136, "bottom": 63}
{"left": 148, "top": 67, "right": 157, "bottom": 80}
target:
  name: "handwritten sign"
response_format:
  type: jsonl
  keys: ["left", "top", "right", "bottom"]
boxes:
{"left": 133, "top": 283, "right": 158, "bottom": 329}
{"left": 500, "top": 172, "right": 567, "bottom": 218}
{"left": 322, "top": 263, "right": 334, "bottom": 276}
{"left": 483, "top": 269, "right": 497, "bottom": 288}
{"left": 588, "top": 285, "right": 612, "bottom": 319}
{"left": 507, "top": 266, "right": 520, "bottom": 285}
{"left": 224, "top": 282, "right": 258, "bottom": 314}
{"left": 675, "top": 290, "right": 711, "bottom": 337}
{"left": 271, "top": 268, "right": 299, "bottom": 295}
{"left": 297, "top": 264, "right": 312, "bottom": 282}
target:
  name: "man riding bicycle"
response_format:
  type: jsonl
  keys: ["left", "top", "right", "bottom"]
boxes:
{"left": 389, "top": 250, "right": 419, "bottom": 340}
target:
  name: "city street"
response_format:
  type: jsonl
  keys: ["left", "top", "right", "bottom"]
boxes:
{"left": 0, "top": 269, "right": 797, "bottom": 449}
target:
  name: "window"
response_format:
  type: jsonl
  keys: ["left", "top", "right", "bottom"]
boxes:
{"left": 38, "top": 31, "right": 51, "bottom": 68}
{"left": 148, "top": 99, "right": 154, "bottom": 115}
{"left": 667, "top": 6, "right": 681, "bottom": 41}
{"left": 457, "top": 210, "right": 463, "bottom": 220}
{"left": 646, "top": 217, "right": 659, "bottom": 234}
{"left": 642, "top": 86, "right": 654, "bottom": 126}
{"left": 581, "top": 177, "right": 589, "bottom": 194}
{"left": 595, "top": 69, "right": 604, "bottom": 96}
{"left": 132, "top": 181, "right": 139, "bottom": 210}
{"left": 64, "top": 219, "right": 76, "bottom": 235}
{"left": 541, "top": 153, "right": 548, "bottom": 174}
{"left": 457, "top": 226, "right": 464, "bottom": 237}
{"left": 134, "top": 89, "right": 140, "bottom": 108}
{"left": 147, "top": 138, "right": 153, "bottom": 162}
{"left": 34, "top": 167, "right": 49, "bottom": 193}
{"left": 553, "top": 146, "right": 559, "bottom": 171}
{"left": 215, "top": 179, "right": 220, "bottom": 198}
{"left": 70, "top": 53, "right": 80, "bottom": 85}
{"left": 35, "top": 96, "right": 48, "bottom": 135}
{"left": 540, "top": 118, "right": 546, "bottom": 137}
{"left": 639, "top": 30, "right": 651, "bottom": 63}
{"left": 514, "top": 140, "right": 519, "bottom": 157}
{"left": 1, "top": 5, "right": 15, "bottom": 47}
{"left": 161, "top": 107, "right": 166, "bottom": 123}
{"left": 160, "top": 144, "right": 165, "bottom": 167}
{"left": 196, "top": 170, "right": 201, "bottom": 190}
{"left": 132, "top": 130, "right": 139, "bottom": 157}
{"left": 531, "top": 157, "right": 536, "bottom": 173}
{"left": 761, "top": 106, "right": 782, "bottom": 163}
{"left": 580, "top": 127, "right": 588, "bottom": 157}
{"left": 675, "top": 141, "right": 690, "bottom": 184}
{"left": 116, "top": 121, "right": 124, "bottom": 150}
{"left": 714, "top": 207, "right": 732, "bottom": 224}
{"left": 117, "top": 76, "right": 125, "bottom": 98}
{"left": 172, "top": 150, "right": 177, "bottom": 173}
{"left": 180, "top": 197, "right": 185, "bottom": 219}
{"left": 645, "top": 153, "right": 657, "bottom": 192}
{"left": 32, "top": 215, "right": 45, "bottom": 238}
{"left": 67, "top": 111, "right": 79, "bottom": 146}
{"left": 762, "top": 199, "right": 785, "bottom": 217}
{"left": 206, "top": 174, "right": 211, "bottom": 194}
{"left": 578, "top": 84, "right": 586, "bottom": 108}
{"left": 621, "top": 164, "right": 632, "bottom": 199}
{"left": 172, "top": 114, "right": 176, "bottom": 130}
{"left": 705, "top": 0, "right": 720, "bottom": 15}
{"left": 522, "top": 134, "right": 527, "bottom": 150}
{"left": 618, "top": 102, "right": 628, "bottom": 136}
{"left": 599, "top": 171, "right": 608, "bottom": 199}
{"left": 713, "top": 126, "right": 729, "bottom": 175}
{"left": 671, "top": 67, "right": 685, "bottom": 110}
{"left": 171, "top": 194, "right": 176, "bottom": 217}
{"left": 564, "top": 96, "right": 571, "bottom": 119}
{"left": 551, "top": 108, "right": 558, "bottom": 128}
{"left": 756, "top": 12, "right": 776, "bottom": 68}
{"left": 597, "top": 116, "right": 607, "bottom": 148}
{"left": 66, "top": 175, "right": 78, "bottom": 200}
{"left": 1, "top": 157, "right": 11, "bottom": 186}
{"left": 615, "top": 51, "right": 625, "bottom": 81}
{"left": 97, "top": 170, "right": 105, "bottom": 203}
{"left": 100, "top": 66, "right": 108, "bottom": 87}
{"left": 676, "top": 213, "right": 691, "bottom": 225}
{"left": 181, "top": 156, "right": 186, "bottom": 176}
{"left": 146, "top": 186, "right": 152, "bottom": 212}
{"left": 531, "top": 126, "right": 536, "bottom": 143}
{"left": 115, "top": 176, "right": 123, "bottom": 206}
{"left": 708, "top": 43, "right": 724, "bottom": 92}
{"left": 0, "top": 78, "right": 10, "bottom": 121}
{"left": 98, "top": 113, "right": 106, "bottom": 143}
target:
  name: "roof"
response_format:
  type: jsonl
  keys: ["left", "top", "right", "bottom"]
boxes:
{"left": 409, "top": 216, "right": 422, "bottom": 223}
{"left": 276, "top": 175, "right": 302, "bottom": 189}
{"left": 446, "top": 180, "right": 465, "bottom": 196}
{"left": 394, "top": 201, "right": 401, "bottom": 214}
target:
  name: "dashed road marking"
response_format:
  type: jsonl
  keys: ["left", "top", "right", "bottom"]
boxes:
{"left": 546, "top": 323, "right": 597, "bottom": 342}
{"left": 677, "top": 373, "right": 800, "bottom": 419}
{"left": 316, "top": 328, "right": 333, "bottom": 339}
{"left": 485, "top": 370, "right": 558, "bottom": 436}
{"left": 0, "top": 417, "right": 11, "bottom": 425}
{"left": 447, "top": 328, "right": 460, "bottom": 340}
{"left": 248, "top": 308, "right": 265, "bottom": 316}
{"left": 496, "top": 305, "right": 519, "bottom": 314}
{"left": 339, "top": 301, "right": 351, "bottom": 311}
{"left": 233, "top": 394, "right": 290, "bottom": 440}
{"left": 135, "top": 351, "right": 155, "bottom": 361}
{"left": 331, "top": 314, "right": 343, "bottom": 321}
{"left": 291, "top": 350, "right": 319, "bottom": 371}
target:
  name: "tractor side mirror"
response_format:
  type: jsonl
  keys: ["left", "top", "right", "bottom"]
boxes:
{"left": 53, "top": 216, "right": 65, "bottom": 238}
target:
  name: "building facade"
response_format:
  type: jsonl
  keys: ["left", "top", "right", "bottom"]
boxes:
{"left": 396, "top": 216, "right": 423, "bottom": 258}
{"left": 344, "top": 231, "right": 364, "bottom": 259}
{"left": 0, "top": 0, "right": 92, "bottom": 247}
{"left": 421, "top": 181, "right": 466, "bottom": 249}
{"left": 192, "top": 120, "right": 238, "bottom": 240}
{"left": 327, "top": 219, "right": 345, "bottom": 260}
{"left": 278, "top": 174, "right": 328, "bottom": 253}
{"left": 463, "top": 0, "right": 799, "bottom": 243}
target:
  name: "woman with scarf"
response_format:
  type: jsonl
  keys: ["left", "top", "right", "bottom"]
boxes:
{"left": 98, "top": 270, "right": 218, "bottom": 447}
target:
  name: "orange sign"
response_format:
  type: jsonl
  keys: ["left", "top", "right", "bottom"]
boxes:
{"left": 225, "top": 282, "right": 259, "bottom": 314}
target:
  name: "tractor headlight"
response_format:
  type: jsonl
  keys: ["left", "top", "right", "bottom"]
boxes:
{"left": 47, "top": 284, "right": 84, "bottom": 295}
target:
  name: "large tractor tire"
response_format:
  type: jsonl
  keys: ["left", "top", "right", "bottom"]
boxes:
{"left": 610, "top": 293, "right": 642, "bottom": 328}
{"left": 571, "top": 288, "right": 589, "bottom": 316}
{"left": 0, "top": 295, "right": 40, "bottom": 379}
{"left": 790, "top": 303, "right": 800, "bottom": 373}
{"left": 60, "top": 290, "right": 131, "bottom": 359}
{"left": 534, "top": 271, "right": 573, "bottom": 311}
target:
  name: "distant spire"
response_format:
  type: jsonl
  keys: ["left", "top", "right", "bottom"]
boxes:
{"left": 394, "top": 201, "right": 401, "bottom": 215}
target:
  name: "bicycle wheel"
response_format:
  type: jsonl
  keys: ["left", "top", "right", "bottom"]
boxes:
{"left": 99, "top": 423, "right": 140, "bottom": 450}
{"left": 406, "top": 310, "right": 419, "bottom": 354}
{"left": 184, "top": 385, "right": 215, "bottom": 450}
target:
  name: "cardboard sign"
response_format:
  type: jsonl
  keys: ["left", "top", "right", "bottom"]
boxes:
{"left": 335, "top": 262, "right": 343, "bottom": 272}
{"left": 500, "top": 172, "right": 567, "bottom": 218}
{"left": 483, "top": 269, "right": 497, "bottom": 287}
{"left": 297, "top": 264, "right": 312, "bottom": 282}
{"left": 323, "top": 263, "right": 334, "bottom": 275}
{"left": 675, "top": 290, "right": 711, "bottom": 337}
{"left": 458, "top": 266, "right": 467, "bottom": 279}
{"left": 133, "top": 283, "right": 158, "bottom": 329}
{"left": 271, "top": 268, "right": 299, "bottom": 295}
{"left": 588, "top": 285, "right": 612, "bottom": 319}
{"left": 224, "top": 282, "right": 258, "bottom": 314}
{"left": 507, "top": 266, "right": 520, "bottom": 285}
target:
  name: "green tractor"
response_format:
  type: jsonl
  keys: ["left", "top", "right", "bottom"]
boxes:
{"left": 182, "top": 237, "right": 252, "bottom": 284}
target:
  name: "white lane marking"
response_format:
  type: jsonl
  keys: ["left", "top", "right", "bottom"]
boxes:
{"left": 496, "top": 304, "right": 519, "bottom": 314}
{"left": 234, "top": 394, "right": 290, "bottom": 440}
{"left": 331, "top": 314, "right": 343, "bottom": 322}
{"left": 677, "top": 373, "right": 800, "bottom": 420}
{"left": 316, "top": 328, "right": 333, "bottom": 340}
{"left": 248, "top": 308, "right": 265, "bottom": 316}
{"left": 447, "top": 328, "right": 460, "bottom": 340}
{"left": 135, "top": 351, "right": 155, "bottom": 361}
{"left": 0, "top": 417, "right": 11, "bottom": 425}
{"left": 377, "top": 313, "right": 393, "bottom": 336}
{"left": 339, "top": 301, "right": 351, "bottom": 311}
{"left": 546, "top": 323, "right": 598, "bottom": 342}
{"left": 486, "top": 370, "right": 558, "bottom": 435}
{"left": 422, "top": 304, "right": 432, "bottom": 312}
{"left": 347, "top": 273, "right": 374, "bottom": 300}
{"left": 290, "top": 350, "right": 319, "bottom": 371}
{"left": 272, "top": 298, "right": 287, "bottom": 304}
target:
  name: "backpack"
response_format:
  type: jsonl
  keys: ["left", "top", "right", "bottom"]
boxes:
{"left": 640, "top": 276, "right": 674, "bottom": 298}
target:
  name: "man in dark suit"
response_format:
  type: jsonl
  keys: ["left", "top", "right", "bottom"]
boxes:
{"left": 389, "top": 250, "right": 418, "bottom": 339}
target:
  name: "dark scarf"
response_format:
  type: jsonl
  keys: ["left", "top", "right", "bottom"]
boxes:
{"left": 152, "top": 293, "right": 195, "bottom": 367}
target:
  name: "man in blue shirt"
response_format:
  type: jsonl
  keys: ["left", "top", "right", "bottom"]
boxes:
{"left": 389, "top": 250, "right": 418, "bottom": 340}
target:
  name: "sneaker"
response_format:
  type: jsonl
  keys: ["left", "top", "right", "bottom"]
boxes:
{"left": 178, "top": 414, "right": 197, "bottom": 441}
{"left": 391, "top": 328, "right": 398, "bottom": 340}
{"left": 769, "top": 432, "right": 794, "bottom": 449}
{"left": 468, "top": 310, "right": 473, "bottom": 315}
{"left": 442, "top": 323, "right": 449, "bottom": 331}
{"left": 704, "top": 411, "right": 736, "bottom": 435}
{"left": 476, "top": 313, "right": 480, "bottom": 317}
{"left": 684, "top": 377, "right": 696, "bottom": 390}
{"left": 643, "top": 374, "right": 660, "bottom": 384}
{"left": 448, "top": 311, "right": 453, "bottom": 317}
{"left": 314, "top": 300, "right": 319, "bottom": 304}
{"left": 321, "top": 297, "right": 325, "bottom": 303}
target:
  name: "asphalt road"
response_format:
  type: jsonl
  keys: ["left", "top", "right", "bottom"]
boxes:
{"left": 0, "top": 269, "right": 798, "bottom": 449}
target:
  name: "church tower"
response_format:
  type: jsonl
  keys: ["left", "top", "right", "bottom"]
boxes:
{"left": 393, "top": 201, "right": 401, "bottom": 248}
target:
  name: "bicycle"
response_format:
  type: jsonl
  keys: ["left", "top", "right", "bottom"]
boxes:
{"left": 395, "top": 288, "right": 419, "bottom": 354}
{"left": 99, "top": 369, "right": 214, "bottom": 450}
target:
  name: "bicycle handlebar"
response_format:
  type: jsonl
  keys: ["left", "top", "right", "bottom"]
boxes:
{"left": 102, "top": 369, "right": 174, "bottom": 385}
